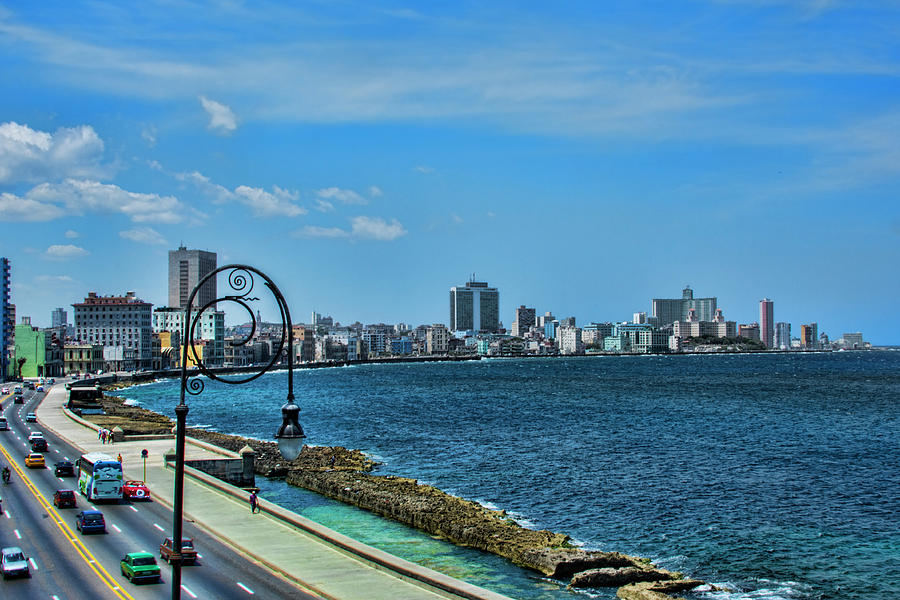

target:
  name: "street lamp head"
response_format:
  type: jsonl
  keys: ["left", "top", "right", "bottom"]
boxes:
{"left": 275, "top": 396, "right": 305, "bottom": 461}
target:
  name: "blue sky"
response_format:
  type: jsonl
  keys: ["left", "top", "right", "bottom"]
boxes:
{"left": 1, "top": 1, "right": 898, "bottom": 343}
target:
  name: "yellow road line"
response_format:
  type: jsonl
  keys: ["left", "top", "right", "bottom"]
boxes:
{"left": 0, "top": 439, "right": 135, "bottom": 600}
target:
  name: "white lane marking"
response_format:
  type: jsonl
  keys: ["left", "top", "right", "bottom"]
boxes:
{"left": 53, "top": 449, "right": 60, "bottom": 453}
{"left": 14, "top": 529, "right": 21, "bottom": 539}
{"left": 237, "top": 582, "right": 255, "bottom": 594}
{"left": 58, "top": 477, "right": 64, "bottom": 483}
{"left": 28, "top": 557, "right": 38, "bottom": 570}
{"left": 153, "top": 523, "right": 165, "bottom": 531}
{"left": 112, "top": 524, "right": 122, "bottom": 533}
{"left": 181, "top": 585, "right": 198, "bottom": 599}
{"left": 53, "top": 596, "right": 60, "bottom": 600}
{"left": 4, "top": 511, "right": 9, "bottom": 519}
{"left": 196, "top": 553, "right": 203, "bottom": 559}
{"left": 129, "top": 506, "right": 138, "bottom": 512}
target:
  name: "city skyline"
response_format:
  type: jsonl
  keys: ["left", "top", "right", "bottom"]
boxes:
{"left": 1, "top": 3, "right": 898, "bottom": 343}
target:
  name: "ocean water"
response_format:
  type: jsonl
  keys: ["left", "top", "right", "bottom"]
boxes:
{"left": 114, "top": 351, "right": 900, "bottom": 600}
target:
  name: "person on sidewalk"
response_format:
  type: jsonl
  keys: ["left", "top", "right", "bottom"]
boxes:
{"left": 249, "top": 491, "right": 259, "bottom": 514}
{"left": 117, "top": 453, "right": 123, "bottom": 465}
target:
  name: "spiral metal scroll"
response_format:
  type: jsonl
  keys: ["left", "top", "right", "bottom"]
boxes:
{"left": 179, "top": 264, "right": 294, "bottom": 402}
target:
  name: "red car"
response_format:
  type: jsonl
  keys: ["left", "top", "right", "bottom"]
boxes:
{"left": 122, "top": 480, "right": 151, "bottom": 500}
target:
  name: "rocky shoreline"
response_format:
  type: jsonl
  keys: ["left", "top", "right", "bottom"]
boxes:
{"left": 96, "top": 388, "right": 706, "bottom": 599}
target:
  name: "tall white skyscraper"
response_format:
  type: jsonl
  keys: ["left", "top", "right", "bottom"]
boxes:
{"left": 449, "top": 278, "right": 499, "bottom": 333}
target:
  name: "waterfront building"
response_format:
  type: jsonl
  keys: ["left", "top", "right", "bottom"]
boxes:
{"left": 153, "top": 307, "right": 225, "bottom": 367}
{"left": 511, "top": 305, "right": 536, "bottom": 337}
{"left": 168, "top": 246, "right": 217, "bottom": 310}
{"left": 738, "top": 323, "right": 760, "bottom": 342}
{"left": 652, "top": 286, "right": 717, "bottom": 327}
{"left": 73, "top": 291, "right": 154, "bottom": 371}
{"left": 841, "top": 332, "right": 864, "bottom": 349}
{"left": 800, "top": 323, "right": 818, "bottom": 349}
{"left": 613, "top": 323, "right": 669, "bottom": 354}
{"left": 673, "top": 308, "right": 736, "bottom": 340}
{"left": 544, "top": 319, "right": 559, "bottom": 341}
{"left": 449, "top": 279, "right": 499, "bottom": 333}
{"left": 63, "top": 343, "right": 104, "bottom": 375}
{"left": 224, "top": 335, "right": 253, "bottom": 367}
{"left": 536, "top": 311, "right": 555, "bottom": 329}
{"left": 775, "top": 322, "right": 791, "bottom": 350}
{"left": 558, "top": 326, "right": 583, "bottom": 355}
{"left": 633, "top": 312, "right": 647, "bottom": 324}
{"left": 759, "top": 298, "right": 774, "bottom": 349}
{"left": 819, "top": 332, "right": 830, "bottom": 349}
{"left": 14, "top": 317, "right": 64, "bottom": 378}
{"left": 1, "top": 257, "right": 10, "bottom": 381}
{"left": 426, "top": 324, "right": 450, "bottom": 354}
{"left": 390, "top": 337, "right": 413, "bottom": 355}
{"left": 583, "top": 322, "right": 615, "bottom": 348}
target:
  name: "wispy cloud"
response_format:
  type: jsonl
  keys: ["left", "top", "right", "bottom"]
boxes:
{"left": 314, "top": 199, "right": 335, "bottom": 212}
{"left": 0, "top": 192, "right": 66, "bottom": 221}
{"left": 35, "top": 274, "right": 77, "bottom": 285}
{"left": 368, "top": 186, "right": 383, "bottom": 198}
{"left": 316, "top": 187, "right": 367, "bottom": 205}
{"left": 119, "top": 226, "right": 168, "bottom": 245}
{"left": 293, "top": 225, "right": 350, "bottom": 239}
{"left": 350, "top": 216, "right": 407, "bottom": 241}
{"left": 44, "top": 244, "right": 89, "bottom": 260}
{"left": 174, "top": 169, "right": 305, "bottom": 217}
{"left": 21, "top": 178, "right": 187, "bottom": 223}
{"left": 293, "top": 216, "right": 408, "bottom": 241}
{"left": 199, "top": 95, "right": 237, "bottom": 133}
{"left": 64, "top": 229, "right": 79, "bottom": 238}
{"left": 0, "top": 121, "right": 108, "bottom": 183}
{"left": 414, "top": 165, "right": 435, "bottom": 174}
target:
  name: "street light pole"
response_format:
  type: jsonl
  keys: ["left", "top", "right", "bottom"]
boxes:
{"left": 171, "top": 265, "right": 305, "bottom": 600}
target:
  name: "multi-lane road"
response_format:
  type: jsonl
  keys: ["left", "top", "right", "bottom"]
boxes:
{"left": 0, "top": 383, "right": 320, "bottom": 599}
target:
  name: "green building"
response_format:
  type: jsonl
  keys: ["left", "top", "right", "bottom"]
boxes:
{"left": 14, "top": 318, "right": 63, "bottom": 378}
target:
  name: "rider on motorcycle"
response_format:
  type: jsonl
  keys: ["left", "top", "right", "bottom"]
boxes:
{"left": 2, "top": 466, "right": 10, "bottom": 483}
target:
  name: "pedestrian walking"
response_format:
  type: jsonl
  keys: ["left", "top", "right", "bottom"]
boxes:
{"left": 117, "top": 453, "right": 123, "bottom": 465}
{"left": 100, "top": 429, "right": 106, "bottom": 444}
{"left": 249, "top": 491, "right": 259, "bottom": 514}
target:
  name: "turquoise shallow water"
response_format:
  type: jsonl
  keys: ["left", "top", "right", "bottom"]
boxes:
{"left": 115, "top": 351, "right": 900, "bottom": 600}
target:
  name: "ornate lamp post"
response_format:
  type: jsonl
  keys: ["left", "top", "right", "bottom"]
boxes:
{"left": 170, "top": 265, "right": 305, "bottom": 600}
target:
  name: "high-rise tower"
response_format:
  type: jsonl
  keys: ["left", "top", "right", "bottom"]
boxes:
{"left": 168, "top": 246, "right": 217, "bottom": 309}
{"left": 759, "top": 298, "right": 774, "bottom": 349}
{"left": 449, "top": 277, "right": 499, "bottom": 333}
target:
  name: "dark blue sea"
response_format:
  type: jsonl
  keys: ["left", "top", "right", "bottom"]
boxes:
{"left": 115, "top": 351, "right": 900, "bottom": 600}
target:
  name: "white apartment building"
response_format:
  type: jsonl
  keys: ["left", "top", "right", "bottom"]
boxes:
{"left": 558, "top": 326, "right": 583, "bottom": 355}
{"left": 152, "top": 307, "right": 225, "bottom": 366}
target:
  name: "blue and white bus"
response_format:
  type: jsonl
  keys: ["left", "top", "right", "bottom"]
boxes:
{"left": 77, "top": 452, "right": 123, "bottom": 501}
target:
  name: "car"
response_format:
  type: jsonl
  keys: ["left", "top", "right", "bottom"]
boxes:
{"left": 53, "top": 489, "right": 77, "bottom": 508}
{"left": 27, "top": 432, "right": 44, "bottom": 442}
{"left": 25, "top": 412, "right": 37, "bottom": 422}
{"left": 0, "top": 387, "right": 8, "bottom": 395}
{"left": 25, "top": 453, "right": 45, "bottom": 468}
{"left": 120, "top": 552, "right": 161, "bottom": 583}
{"left": 48, "top": 378, "right": 55, "bottom": 385}
{"left": 36, "top": 385, "right": 45, "bottom": 392}
{"left": 0, "top": 417, "right": 7, "bottom": 431}
{"left": 31, "top": 438, "right": 48, "bottom": 452}
{"left": 1, "top": 546, "right": 30, "bottom": 579}
{"left": 122, "top": 480, "right": 151, "bottom": 501}
{"left": 75, "top": 510, "right": 106, "bottom": 534}
{"left": 13, "top": 395, "right": 23, "bottom": 404}
{"left": 55, "top": 460, "right": 75, "bottom": 477}
{"left": 159, "top": 537, "right": 197, "bottom": 565}
{"left": 24, "top": 381, "right": 35, "bottom": 390}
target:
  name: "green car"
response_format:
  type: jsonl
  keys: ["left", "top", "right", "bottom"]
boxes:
{"left": 120, "top": 552, "right": 161, "bottom": 583}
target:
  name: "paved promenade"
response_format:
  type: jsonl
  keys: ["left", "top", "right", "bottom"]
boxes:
{"left": 35, "top": 383, "right": 512, "bottom": 600}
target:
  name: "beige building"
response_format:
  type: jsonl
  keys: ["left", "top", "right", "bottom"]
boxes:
{"left": 64, "top": 344, "right": 104, "bottom": 375}
{"left": 426, "top": 324, "right": 450, "bottom": 354}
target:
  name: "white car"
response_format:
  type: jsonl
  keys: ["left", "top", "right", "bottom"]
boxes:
{"left": 27, "top": 432, "right": 44, "bottom": 442}
{"left": 25, "top": 413, "right": 37, "bottom": 423}
{"left": 1, "top": 546, "right": 30, "bottom": 579}
{"left": 0, "top": 387, "right": 8, "bottom": 395}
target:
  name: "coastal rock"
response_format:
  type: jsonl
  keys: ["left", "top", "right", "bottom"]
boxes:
{"left": 616, "top": 579, "right": 705, "bottom": 600}
{"left": 569, "top": 566, "right": 681, "bottom": 588}
{"left": 519, "top": 547, "right": 644, "bottom": 578}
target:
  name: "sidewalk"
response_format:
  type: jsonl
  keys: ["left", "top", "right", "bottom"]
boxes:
{"left": 36, "top": 384, "right": 512, "bottom": 600}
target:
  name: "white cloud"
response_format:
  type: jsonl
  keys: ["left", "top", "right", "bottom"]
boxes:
{"left": 199, "top": 95, "right": 237, "bottom": 133}
{"left": 234, "top": 185, "right": 307, "bottom": 217}
{"left": 0, "top": 121, "right": 107, "bottom": 183}
{"left": 27, "top": 179, "right": 185, "bottom": 223}
{"left": 350, "top": 216, "right": 407, "bottom": 241}
{"left": 368, "top": 186, "right": 383, "bottom": 197}
{"left": 293, "top": 225, "right": 350, "bottom": 238}
{"left": 141, "top": 124, "right": 157, "bottom": 147}
{"left": 451, "top": 213, "right": 464, "bottom": 224}
{"left": 0, "top": 192, "right": 66, "bottom": 221}
{"left": 44, "top": 244, "right": 89, "bottom": 260}
{"left": 315, "top": 199, "right": 335, "bottom": 212}
{"left": 119, "top": 227, "right": 168, "bottom": 245}
{"left": 414, "top": 166, "right": 435, "bottom": 174}
{"left": 316, "top": 187, "right": 367, "bottom": 205}
{"left": 64, "top": 229, "right": 79, "bottom": 238}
